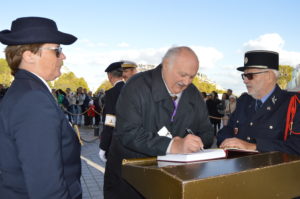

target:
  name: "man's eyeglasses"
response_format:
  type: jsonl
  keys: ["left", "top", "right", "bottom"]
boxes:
{"left": 241, "top": 71, "right": 269, "bottom": 80}
{"left": 39, "top": 46, "right": 63, "bottom": 57}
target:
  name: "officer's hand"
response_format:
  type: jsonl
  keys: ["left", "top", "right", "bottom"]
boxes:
{"left": 99, "top": 149, "right": 107, "bottom": 163}
{"left": 220, "top": 138, "right": 257, "bottom": 151}
{"left": 170, "top": 134, "right": 203, "bottom": 154}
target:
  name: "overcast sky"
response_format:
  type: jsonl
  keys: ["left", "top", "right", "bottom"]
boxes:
{"left": 1, "top": 0, "right": 300, "bottom": 94}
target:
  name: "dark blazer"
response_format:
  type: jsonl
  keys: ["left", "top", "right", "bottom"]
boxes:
{"left": 217, "top": 85, "right": 300, "bottom": 155}
{"left": 0, "top": 69, "right": 81, "bottom": 199}
{"left": 104, "top": 65, "right": 214, "bottom": 198}
{"left": 100, "top": 81, "right": 125, "bottom": 155}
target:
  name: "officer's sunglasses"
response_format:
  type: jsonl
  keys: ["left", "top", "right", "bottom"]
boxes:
{"left": 241, "top": 71, "right": 269, "bottom": 80}
{"left": 39, "top": 46, "right": 63, "bottom": 58}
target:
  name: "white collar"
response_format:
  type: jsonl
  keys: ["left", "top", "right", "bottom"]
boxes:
{"left": 113, "top": 80, "right": 124, "bottom": 86}
{"left": 161, "top": 73, "right": 182, "bottom": 102}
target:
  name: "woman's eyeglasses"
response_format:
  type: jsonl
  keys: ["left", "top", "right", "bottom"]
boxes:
{"left": 39, "top": 46, "right": 63, "bottom": 57}
{"left": 241, "top": 71, "right": 269, "bottom": 80}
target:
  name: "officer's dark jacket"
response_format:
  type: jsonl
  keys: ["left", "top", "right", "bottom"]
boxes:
{"left": 0, "top": 69, "right": 81, "bottom": 199}
{"left": 104, "top": 65, "right": 214, "bottom": 199}
{"left": 99, "top": 81, "right": 125, "bottom": 153}
{"left": 217, "top": 85, "right": 300, "bottom": 155}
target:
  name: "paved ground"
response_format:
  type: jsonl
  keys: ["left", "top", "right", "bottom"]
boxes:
{"left": 79, "top": 126, "right": 105, "bottom": 199}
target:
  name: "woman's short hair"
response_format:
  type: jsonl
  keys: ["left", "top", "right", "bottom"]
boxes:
{"left": 5, "top": 44, "right": 42, "bottom": 76}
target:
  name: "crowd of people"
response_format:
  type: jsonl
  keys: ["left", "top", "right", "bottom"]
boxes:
{"left": 202, "top": 89, "right": 237, "bottom": 135}
{"left": 51, "top": 87, "right": 105, "bottom": 128}
{"left": 0, "top": 16, "right": 300, "bottom": 199}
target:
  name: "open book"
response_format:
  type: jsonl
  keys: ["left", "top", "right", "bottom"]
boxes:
{"left": 157, "top": 148, "right": 258, "bottom": 163}
{"left": 157, "top": 149, "right": 227, "bottom": 163}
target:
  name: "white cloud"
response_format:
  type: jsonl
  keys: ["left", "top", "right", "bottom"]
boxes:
{"left": 243, "top": 33, "right": 284, "bottom": 52}
{"left": 63, "top": 43, "right": 224, "bottom": 91}
{"left": 242, "top": 33, "right": 300, "bottom": 67}
{"left": 191, "top": 46, "right": 223, "bottom": 68}
{"left": 117, "top": 42, "right": 130, "bottom": 48}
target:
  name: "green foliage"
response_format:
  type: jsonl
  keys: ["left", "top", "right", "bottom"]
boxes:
{"left": 95, "top": 80, "right": 112, "bottom": 93}
{"left": 53, "top": 72, "right": 89, "bottom": 91}
{"left": 192, "top": 76, "right": 224, "bottom": 94}
{"left": 0, "top": 58, "right": 13, "bottom": 86}
{"left": 278, "top": 65, "right": 294, "bottom": 89}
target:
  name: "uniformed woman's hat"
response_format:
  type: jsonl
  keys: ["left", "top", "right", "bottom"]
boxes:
{"left": 237, "top": 50, "right": 279, "bottom": 71}
{"left": 0, "top": 17, "right": 77, "bottom": 45}
{"left": 105, "top": 61, "right": 124, "bottom": 72}
{"left": 121, "top": 60, "right": 137, "bottom": 69}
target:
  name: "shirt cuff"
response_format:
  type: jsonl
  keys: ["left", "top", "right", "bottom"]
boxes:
{"left": 166, "top": 139, "right": 174, "bottom": 154}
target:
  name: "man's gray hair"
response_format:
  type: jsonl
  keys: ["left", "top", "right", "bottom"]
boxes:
{"left": 162, "top": 46, "right": 198, "bottom": 68}
{"left": 269, "top": 69, "right": 280, "bottom": 80}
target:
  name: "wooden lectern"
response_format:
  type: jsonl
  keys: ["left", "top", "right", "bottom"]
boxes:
{"left": 122, "top": 152, "right": 300, "bottom": 199}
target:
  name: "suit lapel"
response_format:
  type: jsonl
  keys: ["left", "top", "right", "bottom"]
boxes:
{"left": 150, "top": 65, "right": 175, "bottom": 131}
{"left": 171, "top": 90, "right": 194, "bottom": 135}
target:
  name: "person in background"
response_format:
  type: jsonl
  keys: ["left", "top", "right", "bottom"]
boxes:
{"left": 0, "top": 17, "right": 81, "bottom": 198}
{"left": 206, "top": 91, "right": 222, "bottom": 135}
{"left": 87, "top": 99, "right": 96, "bottom": 127}
{"left": 104, "top": 46, "right": 214, "bottom": 198}
{"left": 121, "top": 60, "right": 138, "bottom": 82}
{"left": 220, "top": 93, "right": 229, "bottom": 126}
{"left": 222, "top": 95, "right": 236, "bottom": 126}
{"left": 75, "top": 87, "right": 85, "bottom": 126}
{"left": 227, "top": 88, "right": 233, "bottom": 97}
{"left": 217, "top": 50, "right": 300, "bottom": 155}
{"left": 99, "top": 62, "right": 125, "bottom": 163}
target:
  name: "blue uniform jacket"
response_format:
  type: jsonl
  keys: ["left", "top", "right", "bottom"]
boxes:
{"left": 217, "top": 85, "right": 300, "bottom": 155}
{"left": 0, "top": 69, "right": 81, "bottom": 199}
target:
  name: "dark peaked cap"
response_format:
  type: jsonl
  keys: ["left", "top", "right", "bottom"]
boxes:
{"left": 105, "top": 61, "right": 124, "bottom": 72}
{"left": 237, "top": 50, "right": 279, "bottom": 71}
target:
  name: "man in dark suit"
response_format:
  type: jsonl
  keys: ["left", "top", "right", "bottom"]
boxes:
{"left": 217, "top": 50, "right": 300, "bottom": 155}
{"left": 104, "top": 46, "right": 214, "bottom": 198}
{"left": 99, "top": 61, "right": 125, "bottom": 162}
{"left": 0, "top": 17, "right": 82, "bottom": 199}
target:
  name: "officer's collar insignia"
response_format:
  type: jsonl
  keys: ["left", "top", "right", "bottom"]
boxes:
{"left": 272, "top": 96, "right": 277, "bottom": 104}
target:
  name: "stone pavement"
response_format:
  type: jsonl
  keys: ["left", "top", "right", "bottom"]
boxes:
{"left": 79, "top": 126, "right": 105, "bottom": 199}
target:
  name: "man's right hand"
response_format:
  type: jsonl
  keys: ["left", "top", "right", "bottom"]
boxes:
{"left": 170, "top": 134, "right": 203, "bottom": 154}
{"left": 99, "top": 149, "right": 107, "bottom": 162}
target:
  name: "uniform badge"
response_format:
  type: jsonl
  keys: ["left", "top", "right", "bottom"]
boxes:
{"left": 267, "top": 106, "right": 271, "bottom": 110}
{"left": 244, "top": 57, "right": 248, "bottom": 64}
{"left": 105, "top": 114, "right": 116, "bottom": 127}
{"left": 272, "top": 96, "right": 277, "bottom": 104}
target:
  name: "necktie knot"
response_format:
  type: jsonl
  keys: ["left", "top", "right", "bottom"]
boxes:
{"left": 171, "top": 96, "right": 177, "bottom": 101}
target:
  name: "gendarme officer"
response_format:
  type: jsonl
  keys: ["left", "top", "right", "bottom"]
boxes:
{"left": 217, "top": 50, "right": 300, "bottom": 155}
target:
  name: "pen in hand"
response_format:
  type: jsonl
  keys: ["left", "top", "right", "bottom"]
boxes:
{"left": 185, "top": 128, "right": 204, "bottom": 151}
{"left": 185, "top": 128, "right": 194, "bottom": 135}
